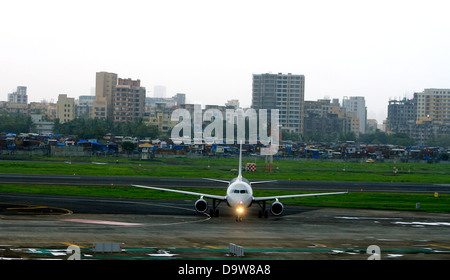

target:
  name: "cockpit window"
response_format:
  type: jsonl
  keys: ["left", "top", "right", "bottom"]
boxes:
{"left": 232, "top": 189, "right": 247, "bottom": 194}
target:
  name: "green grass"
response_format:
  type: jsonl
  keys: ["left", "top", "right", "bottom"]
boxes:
{"left": 0, "top": 159, "right": 448, "bottom": 183}
{"left": 0, "top": 184, "right": 448, "bottom": 213}
{"left": 0, "top": 158, "right": 449, "bottom": 213}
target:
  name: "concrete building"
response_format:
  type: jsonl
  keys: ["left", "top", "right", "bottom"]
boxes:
{"left": 8, "top": 86, "right": 28, "bottom": 104}
{"left": 93, "top": 71, "right": 118, "bottom": 120}
{"left": 416, "top": 88, "right": 450, "bottom": 123}
{"left": 386, "top": 90, "right": 450, "bottom": 145}
{"left": 146, "top": 103, "right": 178, "bottom": 134}
{"left": 113, "top": 78, "right": 146, "bottom": 122}
{"left": 56, "top": 94, "right": 75, "bottom": 123}
{"left": 145, "top": 93, "right": 186, "bottom": 110}
{"left": 225, "top": 99, "right": 240, "bottom": 109}
{"left": 304, "top": 99, "right": 360, "bottom": 140}
{"left": 29, "top": 101, "right": 56, "bottom": 120}
{"left": 31, "top": 114, "right": 54, "bottom": 135}
{"left": 386, "top": 97, "right": 417, "bottom": 134}
{"left": 252, "top": 73, "right": 305, "bottom": 135}
{"left": 342, "top": 96, "right": 367, "bottom": 134}
{"left": 366, "top": 119, "right": 378, "bottom": 133}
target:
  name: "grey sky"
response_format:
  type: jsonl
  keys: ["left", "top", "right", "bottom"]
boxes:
{"left": 1, "top": 0, "right": 449, "bottom": 123}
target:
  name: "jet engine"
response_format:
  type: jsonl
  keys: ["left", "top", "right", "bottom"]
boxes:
{"left": 270, "top": 201, "right": 284, "bottom": 216}
{"left": 195, "top": 198, "right": 208, "bottom": 213}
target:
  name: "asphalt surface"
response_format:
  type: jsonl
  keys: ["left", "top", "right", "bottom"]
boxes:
{"left": 1, "top": 173, "right": 449, "bottom": 193}
{"left": 0, "top": 192, "right": 449, "bottom": 260}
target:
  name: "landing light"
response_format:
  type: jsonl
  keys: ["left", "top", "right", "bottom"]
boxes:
{"left": 236, "top": 207, "right": 244, "bottom": 214}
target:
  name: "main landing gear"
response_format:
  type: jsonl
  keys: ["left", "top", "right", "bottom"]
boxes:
{"left": 257, "top": 201, "right": 269, "bottom": 218}
{"left": 209, "top": 199, "right": 221, "bottom": 217}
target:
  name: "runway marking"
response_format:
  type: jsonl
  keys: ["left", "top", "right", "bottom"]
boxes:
{"left": 2, "top": 203, "right": 73, "bottom": 215}
{"left": 429, "top": 244, "right": 450, "bottom": 250}
{"left": 193, "top": 243, "right": 221, "bottom": 249}
{"left": 60, "top": 219, "right": 144, "bottom": 226}
{"left": 60, "top": 242, "right": 85, "bottom": 248}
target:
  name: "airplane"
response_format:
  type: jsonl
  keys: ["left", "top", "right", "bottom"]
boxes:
{"left": 132, "top": 143, "right": 348, "bottom": 222}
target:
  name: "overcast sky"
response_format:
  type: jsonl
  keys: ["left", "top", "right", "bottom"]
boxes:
{"left": 1, "top": 0, "right": 449, "bottom": 123}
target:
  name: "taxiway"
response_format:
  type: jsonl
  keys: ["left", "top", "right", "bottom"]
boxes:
{"left": 0, "top": 192, "right": 449, "bottom": 260}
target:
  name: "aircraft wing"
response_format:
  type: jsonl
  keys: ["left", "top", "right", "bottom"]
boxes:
{"left": 250, "top": 180, "right": 277, "bottom": 185}
{"left": 132, "top": 185, "right": 227, "bottom": 201}
{"left": 253, "top": 191, "right": 348, "bottom": 202}
{"left": 202, "top": 178, "right": 230, "bottom": 184}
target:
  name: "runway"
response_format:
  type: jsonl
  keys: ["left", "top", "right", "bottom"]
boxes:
{"left": 0, "top": 192, "right": 449, "bottom": 260}
{"left": 1, "top": 173, "right": 449, "bottom": 193}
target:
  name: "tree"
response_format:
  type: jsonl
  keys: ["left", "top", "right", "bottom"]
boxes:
{"left": 0, "top": 112, "right": 35, "bottom": 134}
{"left": 426, "top": 135, "right": 450, "bottom": 148}
{"left": 53, "top": 117, "right": 159, "bottom": 139}
{"left": 121, "top": 141, "right": 135, "bottom": 154}
{"left": 388, "top": 133, "right": 414, "bottom": 146}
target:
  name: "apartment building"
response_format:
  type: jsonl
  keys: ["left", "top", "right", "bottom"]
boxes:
{"left": 342, "top": 96, "right": 367, "bottom": 134}
{"left": 93, "top": 71, "right": 118, "bottom": 120}
{"left": 386, "top": 97, "right": 417, "bottom": 134}
{"left": 8, "top": 86, "right": 28, "bottom": 104}
{"left": 112, "top": 78, "right": 146, "bottom": 122}
{"left": 416, "top": 88, "right": 450, "bottom": 123}
{"left": 304, "top": 99, "right": 360, "bottom": 139}
{"left": 252, "top": 73, "right": 305, "bottom": 134}
{"left": 56, "top": 94, "right": 75, "bottom": 124}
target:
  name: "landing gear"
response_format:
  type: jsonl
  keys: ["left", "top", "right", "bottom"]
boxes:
{"left": 235, "top": 215, "right": 243, "bottom": 222}
{"left": 209, "top": 199, "right": 221, "bottom": 217}
{"left": 258, "top": 209, "right": 268, "bottom": 218}
{"left": 210, "top": 208, "right": 219, "bottom": 217}
{"left": 257, "top": 201, "right": 269, "bottom": 219}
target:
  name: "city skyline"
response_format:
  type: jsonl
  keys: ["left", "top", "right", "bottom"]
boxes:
{"left": 1, "top": 0, "right": 450, "bottom": 124}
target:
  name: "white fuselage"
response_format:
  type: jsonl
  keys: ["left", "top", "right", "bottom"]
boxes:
{"left": 225, "top": 176, "right": 253, "bottom": 211}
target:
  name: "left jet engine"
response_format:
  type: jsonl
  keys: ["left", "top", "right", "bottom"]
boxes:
{"left": 270, "top": 201, "right": 284, "bottom": 216}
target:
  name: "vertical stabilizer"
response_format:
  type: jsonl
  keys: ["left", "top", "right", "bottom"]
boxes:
{"left": 238, "top": 141, "right": 243, "bottom": 180}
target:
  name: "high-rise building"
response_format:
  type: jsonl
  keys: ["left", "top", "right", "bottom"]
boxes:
{"left": 416, "top": 88, "right": 450, "bottom": 123}
{"left": 386, "top": 90, "right": 450, "bottom": 145}
{"left": 93, "top": 71, "right": 118, "bottom": 120}
{"left": 56, "top": 94, "right": 75, "bottom": 124}
{"left": 113, "top": 78, "right": 146, "bottom": 122}
{"left": 8, "top": 86, "right": 28, "bottom": 104}
{"left": 342, "top": 96, "right": 367, "bottom": 134}
{"left": 386, "top": 97, "right": 417, "bottom": 134}
{"left": 252, "top": 73, "right": 305, "bottom": 134}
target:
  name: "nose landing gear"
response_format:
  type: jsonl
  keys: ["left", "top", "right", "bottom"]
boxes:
{"left": 235, "top": 207, "right": 244, "bottom": 222}
{"left": 235, "top": 214, "right": 243, "bottom": 222}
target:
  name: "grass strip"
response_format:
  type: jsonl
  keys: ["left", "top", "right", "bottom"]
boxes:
{"left": 0, "top": 160, "right": 449, "bottom": 183}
